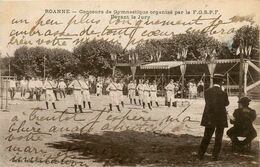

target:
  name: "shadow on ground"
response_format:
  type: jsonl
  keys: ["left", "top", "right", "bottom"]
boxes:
{"left": 47, "top": 131, "right": 259, "bottom": 166}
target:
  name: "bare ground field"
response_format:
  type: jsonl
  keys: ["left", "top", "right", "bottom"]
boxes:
{"left": 0, "top": 94, "right": 259, "bottom": 167}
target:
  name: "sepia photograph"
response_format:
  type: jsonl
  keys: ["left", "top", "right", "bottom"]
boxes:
{"left": 0, "top": 0, "right": 259, "bottom": 166}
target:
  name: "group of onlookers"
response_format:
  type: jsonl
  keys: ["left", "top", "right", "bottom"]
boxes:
{"left": 8, "top": 77, "right": 68, "bottom": 101}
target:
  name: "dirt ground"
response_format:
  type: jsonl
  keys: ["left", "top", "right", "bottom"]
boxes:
{"left": 0, "top": 94, "right": 259, "bottom": 167}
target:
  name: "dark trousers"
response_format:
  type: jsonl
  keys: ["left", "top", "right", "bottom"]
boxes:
{"left": 53, "top": 90, "right": 59, "bottom": 100}
{"left": 20, "top": 87, "right": 26, "bottom": 97}
{"left": 198, "top": 126, "right": 224, "bottom": 158}
{"left": 35, "top": 88, "right": 42, "bottom": 101}
{"left": 59, "top": 88, "right": 66, "bottom": 98}
{"left": 227, "top": 126, "right": 257, "bottom": 145}
{"left": 29, "top": 88, "right": 34, "bottom": 100}
{"left": 9, "top": 88, "right": 16, "bottom": 100}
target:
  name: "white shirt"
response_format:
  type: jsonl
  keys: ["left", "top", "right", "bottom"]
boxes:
{"left": 128, "top": 83, "right": 136, "bottom": 90}
{"left": 28, "top": 80, "right": 36, "bottom": 88}
{"left": 96, "top": 82, "right": 103, "bottom": 88}
{"left": 143, "top": 84, "right": 150, "bottom": 92}
{"left": 165, "top": 83, "right": 175, "bottom": 91}
{"left": 35, "top": 80, "right": 43, "bottom": 88}
{"left": 117, "top": 83, "right": 123, "bottom": 91}
{"left": 81, "top": 80, "right": 90, "bottom": 90}
{"left": 9, "top": 80, "right": 16, "bottom": 88}
{"left": 43, "top": 80, "right": 54, "bottom": 89}
{"left": 137, "top": 84, "right": 144, "bottom": 91}
{"left": 69, "top": 80, "right": 83, "bottom": 90}
{"left": 58, "top": 81, "right": 67, "bottom": 89}
{"left": 20, "top": 80, "right": 28, "bottom": 87}
{"left": 128, "top": 83, "right": 133, "bottom": 90}
{"left": 150, "top": 85, "right": 157, "bottom": 92}
{"left": 106, "top": 82, "right": 117, "bottom": 92}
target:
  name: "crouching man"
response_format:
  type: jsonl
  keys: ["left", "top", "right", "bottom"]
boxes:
{"left": 227, "top": 97, "right": 257, "bottom": 151}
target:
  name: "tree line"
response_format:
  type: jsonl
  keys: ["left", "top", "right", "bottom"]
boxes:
{"left": 1, "top": 25, "right": 259, "bottom": 79}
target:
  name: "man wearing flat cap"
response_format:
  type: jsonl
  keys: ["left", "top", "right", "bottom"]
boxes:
{"left": 227, "top": 97, "right": 257, "bottom": 150}
{"left": 198, "top": 73, "right": 229, "bottom": 161}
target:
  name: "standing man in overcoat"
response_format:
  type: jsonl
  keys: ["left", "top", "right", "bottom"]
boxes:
{"left": 198, "top": 74, "right": 229, "bottom": 161}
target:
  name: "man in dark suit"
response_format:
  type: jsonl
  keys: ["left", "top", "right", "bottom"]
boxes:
{"left": 198, "top": 74, "right": 229, "bottom": 161}
{"left": 227, "top": 97, "right": 257, "bottom": 150}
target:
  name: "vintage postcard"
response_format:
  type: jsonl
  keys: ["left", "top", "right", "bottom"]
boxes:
{"left": 0, "top": 0, "right": 259, "bottom": 166}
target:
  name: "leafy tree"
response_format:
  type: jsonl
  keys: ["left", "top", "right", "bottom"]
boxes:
{"left": 232, "top": 25, "right": 259, "bottom": 60}
{"left": 217, "top": 42, "right": 233, "bottom": 59}
{"left": 47, "top": 48, "right": 79, "bottom": 78}
{"left": 0, "top": 56, "right": 12, "bottom": 76}
{"left": 134, "top": 32, "right": 231, "bottom": 62}
{"left": 11, "top": 46, "right": 79, "bottom": 78}
{"left": 134, "top": 39, "right": 168, "bottom": 62}
{"left": 73, "top": 39, "right": 123, "bottom": 76}
{"left": 11, "top": 46, "right": 37, "bottom": 78}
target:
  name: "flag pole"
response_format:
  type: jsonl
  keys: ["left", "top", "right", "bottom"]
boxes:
{"left": 238, "top": 41, "right": 244, "bottom": 105}
{"left": 0, "top": 52, "right": 3, "bottom": 110}
{"left": 44, "top": 54, "right": 46, "bottom": 79}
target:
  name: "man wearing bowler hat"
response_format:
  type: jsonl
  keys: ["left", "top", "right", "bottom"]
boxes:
{"left": 198, "top": 73, "right": 229, "bottom": 161}
{"left": 227, "top": 97, "right": 257, "bottom": 150}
